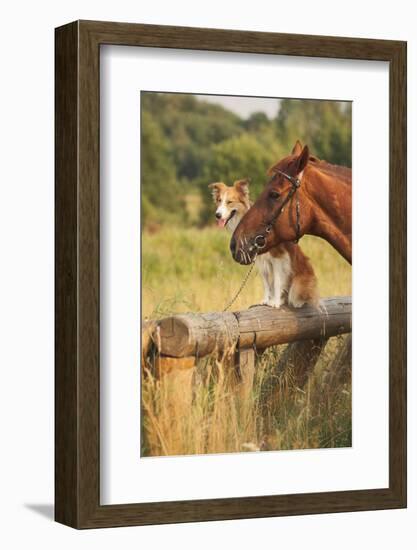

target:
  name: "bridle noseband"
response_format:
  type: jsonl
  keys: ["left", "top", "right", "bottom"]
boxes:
{"left": 252, "top": 169, "right": 302, "bottom": 252}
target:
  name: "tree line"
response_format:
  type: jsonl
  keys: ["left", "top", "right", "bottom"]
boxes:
{"left": 141, "top": 92, "right": 351, "bottom": 228}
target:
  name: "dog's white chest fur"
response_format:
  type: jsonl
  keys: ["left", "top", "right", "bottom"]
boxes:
{"left": 271, "top": 252, "right": 292, "bottom": 290}
{"left": 255, "top": 251, "right": 292, "bottom": 307}
{"left": 210, "top": 179, "right": 318, "bottom": 310}
{"left": 225, "top": 212, "right": 293, "bottom": 308}
{"left": 225, "top": 212, "right": 240, "bottom": 233}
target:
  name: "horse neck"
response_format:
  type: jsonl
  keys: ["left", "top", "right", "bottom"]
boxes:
{"left": 305, "top": 167, "right": 352, "bottom": 264}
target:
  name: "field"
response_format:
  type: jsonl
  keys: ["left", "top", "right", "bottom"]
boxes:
{"left": 141, "top": 225, "right": 352, "bottom": 457}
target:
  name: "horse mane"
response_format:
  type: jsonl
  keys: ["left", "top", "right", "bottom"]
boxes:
{"left": 309, "top": 156, "right": 351, "bottom": 184}
{"left": 268, "top": 153, "right": 351, "bottom": 185}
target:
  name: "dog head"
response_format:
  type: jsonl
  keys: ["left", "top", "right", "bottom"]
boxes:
{"left": 208, "top": 179, "right": 251, "bottom": 231}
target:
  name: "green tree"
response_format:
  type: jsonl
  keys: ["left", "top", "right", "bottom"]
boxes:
{"left": 142, "top": 92, "right": 243, "bottom": 184}
{"left": 141, "top": 111, "right": 185, "bottom": 227}
{"left": 199, "top": 133, "right": 283, "bottom": 224}
{"left": 140, "top": 93, "right": 351, "bottom": 229}
{"left": 276, "top": 99, "right": 352, "bottom": 166}
{"left": 244, "top": 111, "right": 270, "bottom": 132}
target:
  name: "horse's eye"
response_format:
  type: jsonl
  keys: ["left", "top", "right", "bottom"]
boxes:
{"left": 269, "top": 190, "right": 281, "bottom": 200}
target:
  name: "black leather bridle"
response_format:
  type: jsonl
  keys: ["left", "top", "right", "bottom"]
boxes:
{"left": 252, "top": 169, "right": 302, "bottom": 251}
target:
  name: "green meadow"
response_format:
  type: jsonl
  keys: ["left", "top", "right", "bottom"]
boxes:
{"left": 142, "top": 224, "right": 352, "bottom": 457}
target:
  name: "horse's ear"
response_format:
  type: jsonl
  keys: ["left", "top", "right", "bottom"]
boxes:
{"left": 234, "top": 178, "right": 250, "bottom": 198}
{"left": 208, "top": 182, "right": 225, "bottom": 201}
{"left": 295, "top": 145, "right": 310, "bottom": 174}
{"left": 291, "top": 140, "right": 303, "bottom": 156}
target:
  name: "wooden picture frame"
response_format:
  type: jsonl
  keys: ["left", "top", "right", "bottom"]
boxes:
{"left": 55, "top": 20, "right": 407, "bottom": 529}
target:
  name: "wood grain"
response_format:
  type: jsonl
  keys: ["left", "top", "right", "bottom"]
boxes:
{"left": 55, "top": 21, "right": 79, "bottom": 527}
{"left": 158, "top": 311, "right": 239, "bottom": 357}
{"left": 156, "top": 297, "right": 351, "bottom": 357}
{"left": 234, "top": 346, "right": 256, "bottom": 400}
{"left": 55, "top": 20, "right": 407, "bottom": 529}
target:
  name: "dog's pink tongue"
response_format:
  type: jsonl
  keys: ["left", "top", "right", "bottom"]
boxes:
{"left": 217, "top": 218, "right": 227, "bottom": 228}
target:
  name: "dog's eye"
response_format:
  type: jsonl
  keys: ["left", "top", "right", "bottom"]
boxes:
{"left": 226, "top": 200, "right": 233, "bottom": 205}
{"left": 269, "top": 190, "right": 281, "bottom": 200}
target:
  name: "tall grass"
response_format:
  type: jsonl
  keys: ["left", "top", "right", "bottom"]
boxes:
{"left": 141, "top": 225, "right": 352, "bottom": 457}
{"left": 142, "top": 226, "right": 351, "bottom": 317}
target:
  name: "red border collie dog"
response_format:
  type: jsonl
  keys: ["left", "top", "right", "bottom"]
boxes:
{"left": 209, "top": 179, "right": 319, "bottom": 308}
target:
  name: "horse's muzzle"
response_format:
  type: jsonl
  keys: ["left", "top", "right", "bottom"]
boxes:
{"left": 230, "top": 235, "right": 257, "bottom": 265}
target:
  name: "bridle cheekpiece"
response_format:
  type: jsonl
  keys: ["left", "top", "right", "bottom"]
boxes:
{"left": 252, "top": 169, "right": 302, "bottom": 252}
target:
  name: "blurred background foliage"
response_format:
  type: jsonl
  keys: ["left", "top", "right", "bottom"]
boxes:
{"left": 141, "top": 93, "right": 352, "bottom": 457}
{"left": 141, "top": 92, "right": 351, "bottom": 229}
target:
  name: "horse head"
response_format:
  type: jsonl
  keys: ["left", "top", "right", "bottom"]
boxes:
{"left": 230, "top": 141, "right": 313, "bottom": 265}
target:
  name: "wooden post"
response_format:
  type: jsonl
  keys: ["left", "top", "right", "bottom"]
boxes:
{"left": 141, "top": 320, "right": 196, "bottom": 380}
{"left": 143, "top": 297, "right": 352, "bottom": 399}
{"left": 325, "top": 334, "right": 352, "bottom": 388}
{"left": 141, "top": 319, "right": 157, "bottom": 366}
{"left": 155, "top": 355, "right": 195, "bottom": 376}
{"left": 277, "top": 338, "right": 329, "bottom": 389}
{"left": 158, "top": 365, "right": 195, "bottom": 413}
{"left": 234, "top": 346, "right": 256, "bottom": 400}
{"left": 259, "top": 338, "right": 328, "bottom": 415}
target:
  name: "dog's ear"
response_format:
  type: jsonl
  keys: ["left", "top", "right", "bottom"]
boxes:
{"left": 234, "top": 179, "right": 250, "bottom": 199}
{"left": 208, "top": 182, "right": 225, "bottom": 202}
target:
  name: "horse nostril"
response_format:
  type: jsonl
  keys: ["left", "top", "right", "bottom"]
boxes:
{"left": 215, "top": 212, "right": 221, "bottom": 219}
{"left": 230, "top": 236, "right": 237, "bottom": 256}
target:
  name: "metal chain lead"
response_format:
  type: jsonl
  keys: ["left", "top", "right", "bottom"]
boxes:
{"left": 223, "top": 253, "right": 257, "bottom": 312}
{"left": 223, "top": 170, "right": 302, "bottom": 312}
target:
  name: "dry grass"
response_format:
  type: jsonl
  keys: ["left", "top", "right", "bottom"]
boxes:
{"left": 141, "top": 225, "right": 352, "bottom": 457}
{"left": 142, "top": 226, "right": 351, "bottom": 317}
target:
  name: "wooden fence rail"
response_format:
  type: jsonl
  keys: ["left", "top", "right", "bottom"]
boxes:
{"left": 155, "top": 296, "right": 351, "bottom": 357}
{"left": 142, "top": 296, "right": 352, "bottom": 395}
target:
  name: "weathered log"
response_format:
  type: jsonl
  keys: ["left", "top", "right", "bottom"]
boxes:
{"left": 157, "top": 311, "right": 239, "bottom": 357}
{"left": 141, "top": 321, "right": 195, "bottom": 377}
{"left": 156, "top": 296, "right": 351, "bottom": 358}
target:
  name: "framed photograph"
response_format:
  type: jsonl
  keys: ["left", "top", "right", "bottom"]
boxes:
{"left": 55, "top": 20, "right": 406, "bottom": 528}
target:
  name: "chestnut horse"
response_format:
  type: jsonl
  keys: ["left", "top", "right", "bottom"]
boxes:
{"left": 230, "top": 141, "right": 352, "bottom": 265}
